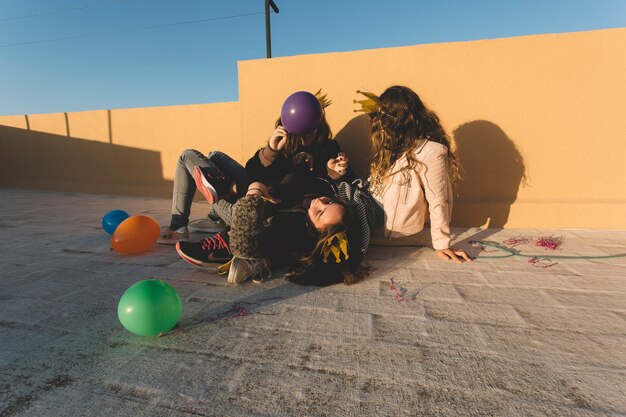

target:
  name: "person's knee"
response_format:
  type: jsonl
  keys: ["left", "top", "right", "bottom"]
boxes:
{"left": 180, "top": 149, "right": 200, "bottom": 162}
{"left": 207, "top": 150, "right": 224, "bottom": 158}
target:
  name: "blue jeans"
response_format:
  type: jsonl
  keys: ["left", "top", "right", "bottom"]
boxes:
{"left": 170, "top": 149, "right": 247, "bottom": 229}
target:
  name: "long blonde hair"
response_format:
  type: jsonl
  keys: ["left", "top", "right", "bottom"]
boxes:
{"left": 369, "top": 86, "right": 460, "bottom": 194}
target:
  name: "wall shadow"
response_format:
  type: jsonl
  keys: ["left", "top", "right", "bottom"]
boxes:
{"left": 0, "top": 125, "right": 173, "bottom": 198}
{"left": 333, "top": 114, "right": 371, "bottom": 180}
{"left": 452, "top": 120, "right": 527, "bottom": 228}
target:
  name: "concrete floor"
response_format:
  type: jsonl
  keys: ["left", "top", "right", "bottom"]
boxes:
{"left": 1, "top": 187, "right": 625, "bottom": 417}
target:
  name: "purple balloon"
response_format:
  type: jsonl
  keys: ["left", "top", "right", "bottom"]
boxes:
{"left": 280, "top": 91, "right": 323, "bottom": 135}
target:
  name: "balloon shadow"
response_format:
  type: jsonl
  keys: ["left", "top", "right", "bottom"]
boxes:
{"left": 452, "top": 120, "right": 528, "bottom": 228}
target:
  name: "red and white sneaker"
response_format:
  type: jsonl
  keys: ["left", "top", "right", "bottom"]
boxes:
{"left": 193, "top": 166, "right": 225, "bottom": 204}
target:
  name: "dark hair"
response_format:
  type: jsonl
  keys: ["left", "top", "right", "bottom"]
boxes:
{"left": 369, "top": 85, "right": 460, "bottom": 194}
{"left": 274, "top": 115, "right": 333, "bottom": 156}
{"left": 286, "top": 199, "right": 367, "bottom": 286}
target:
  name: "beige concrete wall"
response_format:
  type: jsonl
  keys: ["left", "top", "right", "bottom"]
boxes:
{"left": 1, "top": 27, "right": 625, "bottom": 228}
{"left": 238, "top": 28, "right": 626, "bottom": 229}
{"left": 0, "top": 102, "right": 241, "bottom": 197}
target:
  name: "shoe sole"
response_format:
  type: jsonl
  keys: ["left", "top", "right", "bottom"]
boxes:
{"left": 187, "top": 221, "right": 224, "bottom": 233}
{"left": 252, "top": 276, "right": 267, "bottom": 284}
{"left": 228, "top": 263, "right": 271, "bottom": 284}
{"left": 156, "top": 238, "right": 188, "bottom": 246}
{"left": 193, "top": 166, "right": 218, "bottom": 204}
{"left": 227, "top": 270, "right": 250, "bottom": 284}
{"left": 187, "top": 227, "right": 224, "bottom": 233}
{"left": 175, "top": 242, "right": 232, "bottom": 267}
{"left": 252, "top": 270, "right": 271, "bottom": 284}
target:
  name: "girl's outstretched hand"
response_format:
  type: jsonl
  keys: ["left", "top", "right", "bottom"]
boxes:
{"left": 327, "top": 153, "right": 349, "bottom": 179}
{"left": 435, "top": 248, "right": 474, "bottom": 263}
{"left": 269, "top": 126, "right": 288, "bottom": 151}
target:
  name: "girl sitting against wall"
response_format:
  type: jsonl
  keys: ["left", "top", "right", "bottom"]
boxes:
{"left": 358, "top": 85, "right": 472, "bottom": 263}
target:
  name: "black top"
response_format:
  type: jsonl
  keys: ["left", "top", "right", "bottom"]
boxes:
{"left": 244, "top": 139, "right": 355, "bottom": 187}
{"left": 272, "top": 173, "right": 336, "bottom": 208}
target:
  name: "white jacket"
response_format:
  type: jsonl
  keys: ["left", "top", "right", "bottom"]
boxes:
{"left": 372, "top": 140, "right": 453, "bottom": 249}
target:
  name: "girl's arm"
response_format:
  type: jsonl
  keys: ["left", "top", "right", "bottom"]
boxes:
{"left": 319, "top": 140, "right": 356, "bottom": 181}
{"left": 246, "top": 182, "right": 280, "bottom": 204}
{"left": 419, "top": 144, "right": 453, "bottom": 249}
{"left": 420, "top": 144, "right": 472, "bottom": 263}
{"left": 244, "top": 127, "right": 291, "bottom": 186}
{"left": 259, "top": 126, "right": 288, "bottom": 167}
{"left": 327, "top": 152, "right": 349, "bottom": 180}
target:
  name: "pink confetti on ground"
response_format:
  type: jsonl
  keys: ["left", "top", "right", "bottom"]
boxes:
{"left": 503, "top": 236, "right": 532, "bottom": 247}
{"left": 528, "top": 257, "right": 558, "bottom": 268}
{"left": 202, "top": 297, "right": 282, "bottom": 322}
{"left": 388, "top": 278, "right": 415, "bottom": 302}
{"left": 163, "top": 297, "right": 282, "bottom": 336}
{"left": 534, "top": 236, "right": 564, "bottom": 251}
{"left": 502, "top": 235, "right": 564, "bottom": 251}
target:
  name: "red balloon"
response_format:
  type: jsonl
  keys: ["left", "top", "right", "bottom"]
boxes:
{"left": 111, "top": 215, "right": 160, "bottom": 255}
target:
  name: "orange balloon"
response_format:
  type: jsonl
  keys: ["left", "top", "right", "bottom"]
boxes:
{"left": 111, "top": 215, "right": 160, "bottom": 255}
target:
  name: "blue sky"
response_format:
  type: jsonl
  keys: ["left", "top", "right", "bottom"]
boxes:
{"left": 1, "top": 0, "right": 624, "bottom": 116}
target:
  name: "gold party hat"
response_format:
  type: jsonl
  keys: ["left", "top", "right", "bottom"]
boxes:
{"left": 314, "top": 88, "right": 332, "bottom": 109}
{"left": 321, "top": 232, "right": 350, "bottom": 263}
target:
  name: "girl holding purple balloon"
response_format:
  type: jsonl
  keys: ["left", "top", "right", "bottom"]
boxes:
{"left": 245, "top": 90, "right": 354, "bottom": 187}
{"left": 166, "top": 91, "right": 356, "bottom": 268}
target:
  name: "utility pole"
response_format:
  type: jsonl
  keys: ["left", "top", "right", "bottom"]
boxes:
{"left": 265, "top": 0, "right": 279, "bottom": 58}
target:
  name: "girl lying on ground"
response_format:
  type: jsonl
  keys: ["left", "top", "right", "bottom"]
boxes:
{"left": 177, "top": 173, "right": 383, "bottom": 286}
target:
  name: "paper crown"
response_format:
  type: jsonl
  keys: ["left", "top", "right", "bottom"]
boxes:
{"left": 353, "top": 90, "right": 397, "bottom": 119}
{"left": 321, "top": 232, "right": 350, "bottom": 263}
{"left": 314, "top": 89, "right": 332, "bottom": 109}
{"left": 352, "top": 89, "right": 380, "bottom": 113}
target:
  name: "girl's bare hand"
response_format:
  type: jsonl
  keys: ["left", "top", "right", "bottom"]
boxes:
{"left": 435, "top": 248, "right": 474, "bottom": 263}
{"left": 327, "top": 152, "right": 349, "bottom": 178}
{"left": 246, "top": 182, "right": 280, "bottom": 204}
{"left": 268, "top": 127, "right": 288, "bottom": 151}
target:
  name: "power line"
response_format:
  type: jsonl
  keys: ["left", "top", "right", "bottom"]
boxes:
{"left": 0, "top": 11, "right": 265, "bottom": 49}
{"left": 0, "top": 0, "right": 138, "bottom": 22}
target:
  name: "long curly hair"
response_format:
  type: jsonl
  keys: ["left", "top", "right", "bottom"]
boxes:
{"left": 369, "top": 86, "right": 460, "bottom": 195}
{"left": 286, "top": 199, "right": 367, "bottom": 286}
{"left": 275, "top": 115, "right": 333, "bottom": 156}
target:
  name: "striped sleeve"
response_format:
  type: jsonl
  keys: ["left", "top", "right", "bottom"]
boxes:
{"left": 336, "top": 180, "right": 384, "bottom": 256}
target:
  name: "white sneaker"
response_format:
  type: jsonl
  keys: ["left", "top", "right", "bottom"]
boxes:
{"left": 227, "top": 257, "right": 271, "bottom": 284}
{"left": 188, "top": 217, "right": 225, "bottom": 233}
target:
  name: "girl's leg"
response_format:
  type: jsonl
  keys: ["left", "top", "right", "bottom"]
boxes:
{"left": 209, "top": 200, "right": 234, "bottom": 227}
{"left": 206, "top": 151, "right": 248, "bottom": 222}
{"left": 206, "top": 151, "right": 248, "bottom": 197}
{"left": 170, "top": 149, "right": 224, "bottom": 229}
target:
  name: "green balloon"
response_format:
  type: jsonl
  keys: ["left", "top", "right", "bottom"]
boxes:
{"left": 118, "top": 279, "right": 182, "bottom": 336}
